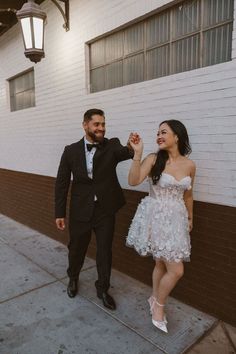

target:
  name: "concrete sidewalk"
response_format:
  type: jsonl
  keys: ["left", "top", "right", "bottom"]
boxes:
{"left": 0, "top": 214, "right": 235, "bottom": 354}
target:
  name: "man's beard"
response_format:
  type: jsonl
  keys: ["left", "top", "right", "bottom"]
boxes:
{"left": 87, "top": 130, "right": 105, "bottom": 143}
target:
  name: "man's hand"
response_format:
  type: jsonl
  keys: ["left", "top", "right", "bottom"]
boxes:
{"left": 127, "top": 133, "right": 134, "bottom": 150}
{"left": 128, "top": 132, "right": 143, "bottom": 155}
{"left": 127, "top": 133, "right": 141, "bottom": 149}
{"left": 56, "top": 218, "right": 66, "bottom": 231}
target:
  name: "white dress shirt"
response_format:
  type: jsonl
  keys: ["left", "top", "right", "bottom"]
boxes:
{"left": 84, "top": 137, "right": 98, "bottom": 200}
{"left": 84, "top": 137, "right": 97, "bottom": 179}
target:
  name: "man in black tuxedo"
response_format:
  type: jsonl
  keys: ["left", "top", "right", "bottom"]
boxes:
{"left": 55, "top": 108, "right": 134, "bottom": 310}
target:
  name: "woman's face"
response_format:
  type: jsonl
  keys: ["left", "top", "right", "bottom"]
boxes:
{"left": 157, "top": 123, "right": 178, "bottom": 150}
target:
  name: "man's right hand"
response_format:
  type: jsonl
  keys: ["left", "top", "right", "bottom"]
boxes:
{"left": 56, "top": 218, "right": 66, "bottom": 231}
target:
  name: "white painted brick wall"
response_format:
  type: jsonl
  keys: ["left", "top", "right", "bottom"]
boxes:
{"left": 0, "top": 0, "right": 236, "bottom": 207}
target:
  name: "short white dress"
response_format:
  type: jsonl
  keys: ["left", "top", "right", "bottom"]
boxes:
{"left": 126, "top": 173, "right": 192, "bottom": 262}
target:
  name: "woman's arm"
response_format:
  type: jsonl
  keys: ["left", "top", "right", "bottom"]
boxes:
{"left": 183, "top": 161, "right": 196, "bottom": 232}
{"left": 128, "top": 137, "right": 156, "bottom": 186}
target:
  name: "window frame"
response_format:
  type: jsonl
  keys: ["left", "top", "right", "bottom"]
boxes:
{"left": 8, "top": 67, "right": 35, "bottom": 112}
{"left": 88, "top": 0, "right": 234, "bottom": 93}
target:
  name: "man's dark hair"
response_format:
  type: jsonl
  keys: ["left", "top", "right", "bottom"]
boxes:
{"left": 83, "top": 109, "right": 105, "bottom": 122}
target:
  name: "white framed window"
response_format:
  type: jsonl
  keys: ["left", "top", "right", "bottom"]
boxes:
{"left": 89, "top": 0, "right": 234, "bottom": 93}
{"left": 8, "top": 68, "right": 35, "bottom": 112}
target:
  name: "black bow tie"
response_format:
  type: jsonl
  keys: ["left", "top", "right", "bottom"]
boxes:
{"left": 86, "top": 143, "right": 100, "bottom": 151}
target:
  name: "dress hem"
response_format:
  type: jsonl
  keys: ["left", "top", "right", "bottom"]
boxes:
{"left": 126, "top": 242, "right": 191, "bottom": 263}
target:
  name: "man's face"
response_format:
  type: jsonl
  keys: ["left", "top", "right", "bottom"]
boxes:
{"left": 83, "top": 114, "right": 106, "bottom": 143}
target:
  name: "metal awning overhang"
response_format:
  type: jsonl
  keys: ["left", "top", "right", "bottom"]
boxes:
{"left": 0, "top": 0, "right": 45, "bottom": 36}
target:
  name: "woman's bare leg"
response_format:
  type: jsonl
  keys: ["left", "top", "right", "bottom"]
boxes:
{"left": 153, "top": 261, "right": 184, "bottom": 321}
{"left": 152, "top": 260, "right": 166, "bottom": 298}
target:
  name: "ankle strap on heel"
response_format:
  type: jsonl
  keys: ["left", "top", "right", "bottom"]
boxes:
{"left": 154, "top": 299, "right": 165, "bottom": 307}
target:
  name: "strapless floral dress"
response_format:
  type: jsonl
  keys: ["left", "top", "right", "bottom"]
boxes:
{"left": 126, "top": 173, "right": 192, "bottom": 262}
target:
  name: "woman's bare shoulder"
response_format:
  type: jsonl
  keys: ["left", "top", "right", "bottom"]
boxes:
{"left": 185, "top": 158, "right": 196, "bottom": 175}
{"left": 187, "top": 158, "right": 196, "bottom": 168}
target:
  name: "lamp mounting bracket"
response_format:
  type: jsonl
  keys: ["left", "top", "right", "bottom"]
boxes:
{"left": 50, "top": 0, "right": 69, "bottom": 31}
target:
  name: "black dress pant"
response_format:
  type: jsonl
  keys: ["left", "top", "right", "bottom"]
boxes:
{"left": 67, "top": 201, "right": 115, "bottom": 294}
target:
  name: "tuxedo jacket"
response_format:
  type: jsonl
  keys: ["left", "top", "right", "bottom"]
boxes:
{"left": 55, "top": 137, "right": 133, "bottom": 222}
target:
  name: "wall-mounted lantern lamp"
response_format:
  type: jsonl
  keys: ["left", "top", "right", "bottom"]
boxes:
{"left": 16, "top": 0, "right": 69, "bottom": 63}
{"left": 16, "top": 0, "right": 46, "bottom": 63}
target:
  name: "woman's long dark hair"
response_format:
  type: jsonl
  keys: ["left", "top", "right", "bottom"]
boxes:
{"left": 151, "top": 120, "right": 192, "bottom": 184}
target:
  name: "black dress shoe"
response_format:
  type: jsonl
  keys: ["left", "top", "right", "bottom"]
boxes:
{"left": 97, "top": 292, "right": 116, "bottom": 310}
{"left": 67, "top": 278, "right": 78, "bottom": 298}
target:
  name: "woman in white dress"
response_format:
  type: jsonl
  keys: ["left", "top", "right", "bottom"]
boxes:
{"left": 127, "top": 120, "right": 196, "bottom": 333}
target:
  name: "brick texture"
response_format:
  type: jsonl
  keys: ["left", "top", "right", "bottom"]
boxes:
{"left": 0, "top": 168, "right": 235, "bottom": 325}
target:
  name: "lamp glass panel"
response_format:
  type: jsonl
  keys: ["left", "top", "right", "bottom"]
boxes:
{"left": 21, "top": 18, "right": 32, "bottom": 49}
{"left": 33, "top": 17, "right": 43, "bottom": 49}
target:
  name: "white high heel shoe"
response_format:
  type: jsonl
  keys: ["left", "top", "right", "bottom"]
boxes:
{"left": 151, "top": 298, "right": 168, "bottom": 333}
{"left": 148, "top": 296, "right": 167, "bottom": 324}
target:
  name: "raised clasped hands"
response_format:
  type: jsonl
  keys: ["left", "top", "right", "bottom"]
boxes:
{"left": 128, "top": 132, "right": 143, "bottom": 154}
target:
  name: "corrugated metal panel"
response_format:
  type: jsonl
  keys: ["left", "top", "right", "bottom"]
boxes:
{"left": 146, "top": 12, "right": 170, "bottom": 48}
{"left": 147, "top": 45, "right": 170, "bottom": 79}
{"left": 106, "top": 32, "right": 123, "bottom": 62}
{"left": 172, "top": 34, "right": 200, "bottom": 73}
{"left": 203, "top": 23, "right": 233, "bottom": 66}
{"left": 9, "top": 70, "right": 35, "bottom": 111}
{"left": 172, "top": 1, "right": 201, "bottom": 39}
{"left": 90, "top": 39, "right": 105, "bottom": 68}
{"left": 124, "top": 23, "right": 144, "bottom": 55}
{"left": 123, "top": 53, "right": 144, "bottom": 85}
{"left": 90, "top": 67, "right": 105, "bottom": 92}
{"left": 203, "top": 0, "right": 234, "bottom": 28}
{"left": 105, "top": 60, "right": 123, "bottom": 89}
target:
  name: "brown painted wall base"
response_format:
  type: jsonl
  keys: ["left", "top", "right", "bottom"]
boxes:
{"left": 0, "top": 168, "right": 235, "bottom": 325}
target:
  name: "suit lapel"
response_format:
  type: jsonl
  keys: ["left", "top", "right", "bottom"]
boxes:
{"left": 76, "top": 138, "right": 90, "bottom": 179}
{"left": 93, "top": 138, "right": 108, "bottom": 174}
